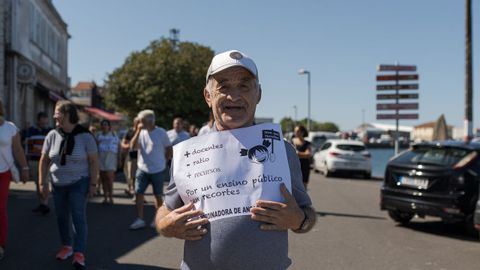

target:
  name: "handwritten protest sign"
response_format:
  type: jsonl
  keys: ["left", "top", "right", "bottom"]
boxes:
{"left": 172, "top": 123, "right": 291, "bottom": 221}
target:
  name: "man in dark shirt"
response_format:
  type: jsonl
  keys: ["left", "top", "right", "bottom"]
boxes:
{"left": 23, "top": 112, "right": 52, "bottom": 215}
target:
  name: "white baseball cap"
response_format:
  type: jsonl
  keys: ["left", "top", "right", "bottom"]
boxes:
{"left": 206, "top": 50, "right": 258, "bottom": 83}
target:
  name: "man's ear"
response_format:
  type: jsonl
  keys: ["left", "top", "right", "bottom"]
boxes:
{"left": 257, "top": 84, "right": 262, "bottom": 104}
{"left": 204, "top": 88, "right": 212, "bottom": 108}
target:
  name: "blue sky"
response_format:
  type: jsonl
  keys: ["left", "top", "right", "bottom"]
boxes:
{"left": 52, "top": 0, "right": 479, "bottom": 130}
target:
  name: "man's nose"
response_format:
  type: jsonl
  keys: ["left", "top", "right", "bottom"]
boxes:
{"left": 225, "top": 88, "right": 242, "bottom": 102}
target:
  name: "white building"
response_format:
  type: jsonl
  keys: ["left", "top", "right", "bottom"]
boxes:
{"left": 412, "top": 121, "right": 453, "bottom": 141}
{"left": 0, "top": 0, "right": 69, "bottom": 129}
{"left": 355, "top": 122, "right": 413, "bottom": 142}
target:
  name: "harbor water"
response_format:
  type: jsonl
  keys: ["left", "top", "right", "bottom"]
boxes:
{"left": 369, "top": 148, "right": 408, "bottom": 178}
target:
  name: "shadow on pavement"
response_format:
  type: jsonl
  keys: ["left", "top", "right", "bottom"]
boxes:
{"left": 313, "top": 171, "right": 383, "bottom": 182}
{"left": 0, "top": 188, "right": 178, "bottom": 270}
{"left": 398, "top": 220, "right": 479, "bottom": 243}
{"left": 317, "top": 211, "right": 386, "bottom": 220}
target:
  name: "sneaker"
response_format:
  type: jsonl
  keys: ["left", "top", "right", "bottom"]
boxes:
{"left": 32, "top": 204, "right": 50, "bottom": 215}
{"left": 129, "top": 218, "right": 146, "bottom": 230}
{"left": 0, "top": 246, "right": 5, "bottom": 261}
{"left": 40, "top": 204, "right": 50, "bottom": 215}
{"left": 56, "top": 245, "right": 73, "bottom": 260}
{"left": 72, "top": 252, "right": 85, "bottom": 268}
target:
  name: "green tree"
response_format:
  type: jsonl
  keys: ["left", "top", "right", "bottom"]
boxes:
{"left": 316, "top": 122, "right": 339, "bottom": 132}
{"left": 104, "top": 38, "right": 214, "bottom": 128}
{"left": 280, "top": 117, "right": 296, "bottom": 134}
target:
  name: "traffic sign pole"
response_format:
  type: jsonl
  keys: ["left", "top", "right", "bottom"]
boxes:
{"left": 395, "top": 62, "right": 399, "bottom": 155}
{"left": 376, "top": 63, "right": 419, "bottom": 155}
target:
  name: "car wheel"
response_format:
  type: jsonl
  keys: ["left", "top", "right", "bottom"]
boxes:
{"left": 463, "top": 214, "right": 479, "bottom": 238}
{"left": 313, "top": 162, "right": 320, "bottom": 173}
{"left": 321, "top": 162, "right": 332, "bottom": 177}
{"left": 363, "top": 172, "right": 371, "bottom": 179}
{"left": 388, "top": 210, "right": 414, "bottom": 225}
{"left": 323, "top": 167, "right": 332, "bottom": 177}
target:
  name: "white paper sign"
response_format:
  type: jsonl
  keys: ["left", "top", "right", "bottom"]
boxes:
{"left": 172, "top": 123, "right": 291, "bottom": 221}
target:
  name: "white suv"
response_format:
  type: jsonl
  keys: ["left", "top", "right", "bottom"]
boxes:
{"left": 313, "top": 139, "right": 372, "bottom": 178}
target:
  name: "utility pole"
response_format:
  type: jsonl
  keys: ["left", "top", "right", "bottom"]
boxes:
{"left": 465, "top": 0, "right": 473, "bottom": 142}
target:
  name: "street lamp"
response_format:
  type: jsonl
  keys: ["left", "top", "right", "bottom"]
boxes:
{"left": 293, "top": 105, "right": 298, "bottom": 123}
{"left": 298, "top": 69, "right": 311, "bottom": 131}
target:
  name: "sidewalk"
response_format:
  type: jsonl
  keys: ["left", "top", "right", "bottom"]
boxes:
{"left": 1, "top": 174, "right": 182, "bottom": 270}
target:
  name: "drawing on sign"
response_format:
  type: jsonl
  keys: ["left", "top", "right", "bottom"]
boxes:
{"left": 240, "top": 140, "right": 271, "bottom": 163}
{"left": 240, "top": 129, "right": 281, "bottom": 163}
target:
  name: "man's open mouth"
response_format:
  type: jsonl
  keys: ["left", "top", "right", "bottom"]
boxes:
{"left": 223, "top": 105, "right": 244, "bottom": 112}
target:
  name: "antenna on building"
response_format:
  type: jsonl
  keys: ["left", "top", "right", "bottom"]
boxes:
{"left": 169, "top": 28, "right": 180, "bottom": 48}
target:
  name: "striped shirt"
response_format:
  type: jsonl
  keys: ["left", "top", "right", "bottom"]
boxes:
{"left": 42, "top": 129, "right": 98, "bottom": 186}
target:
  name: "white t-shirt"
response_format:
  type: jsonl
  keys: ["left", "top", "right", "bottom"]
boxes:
{"left": 167, "top": 129, "right": 190, "bottom": 146}
{"left": 0, "top": 121, "right": 18, "bottom": 173}
{"left": 198, "top": 124, "right": 213, "bottom": 136}
{"left": 97, "top": 132, "right": 119, "bottom": 153}
{"left": 137, "top": 127, "right": 172, "bottom": 174}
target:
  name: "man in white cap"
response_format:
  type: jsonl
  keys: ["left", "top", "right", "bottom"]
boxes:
{"left": 156, "top": 50, "right": 316, "bottom": 270}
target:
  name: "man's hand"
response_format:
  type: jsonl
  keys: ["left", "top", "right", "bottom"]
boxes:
{"left": 157, "top": 202, "right": 209, "bottom": 241}
{"left": 89, "top": 184, "right": 97, "bottom": 197}
{"left": 135, "top": 121, "right": 144, "bottom": 132}
{"left": 20, "top": 169, "right": 29, "bottom": 184}
{"left": 250, "top": 183, "right": 305, "bottom": 231}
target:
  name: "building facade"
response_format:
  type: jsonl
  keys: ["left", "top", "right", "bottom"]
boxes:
{"left": 0, "top": 0, "right": 69, "bottom": 129}
{"left": 413, "top": 122, "right": 453, "bottom": 142}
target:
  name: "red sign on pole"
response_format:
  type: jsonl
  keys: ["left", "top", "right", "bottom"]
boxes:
{"left": 376, "top": 84, "right": 419, "bottom": 91}
{"left": 376, "top": 103, "right": 419, "bottom": 110}
{"left": 376, "top": 93, "right": 419, "bottom": 100}
{"left": 376, "top": 74, "right": 419, "bottom": 81}
{"left": 376, "top": 114, "right": 419, "bottom": 120}
{"left": 377, "top": 65, "right": 417, "bottom": 72}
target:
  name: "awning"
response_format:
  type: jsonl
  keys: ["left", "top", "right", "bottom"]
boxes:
{"left": 84, "top": 107, "right": 123, "bottom": 122}
{"left": 48, "top": 90, "right": 65, "bottom": 101}
{"left": 35, "top": 83, "right": 66, "bottom": 101}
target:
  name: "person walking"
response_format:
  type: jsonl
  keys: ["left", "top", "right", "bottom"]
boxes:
{"left": 96, "top": 120, "right": 120, "bottom": 204}
{"left": 39, "top": 101, "right": 99, "bottom": 268}
{"left": 22, "top": 112, "right": 52, "bottom": 215}
{"left": 0, "top": 100, "right": 29, "bottom": 260}
{"left": 129, "top": 110, "right": 172, "bottom": 230}
{"left": 121, "top": 117, "right": 139, "bottom": 197}
{"left": 292, "top": 125, "right": 313, "bottom": 189}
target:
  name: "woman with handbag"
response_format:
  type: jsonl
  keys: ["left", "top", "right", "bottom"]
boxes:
{"left": 0, "top": 100, "right": 29, "bottom": 260}
{"left": 39, "top": 101, "right": 98, "bottom": 268}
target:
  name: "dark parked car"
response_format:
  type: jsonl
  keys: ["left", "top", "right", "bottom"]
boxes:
{"left": 380, "top": 141, "right": 480, "bottom": 238}
{"left": 475, "top": 198, "right": 480, "bottom": 238}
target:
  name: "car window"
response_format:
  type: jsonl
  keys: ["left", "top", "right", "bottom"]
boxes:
{"left": 394, "top": 146, "right": 471, "bottom": 167}
{"left": 312, "top": 136, "right": 327, "bottom": 147}
{"left": 336, "top": 144, "right": 365, "bottom": 152}
{"left": 321, "top": 143, "right": 331, "bottom": 150}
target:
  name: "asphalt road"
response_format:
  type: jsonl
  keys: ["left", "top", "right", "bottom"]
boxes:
{"left": 1, "top": 171, "right": 479, "bottom": 270}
